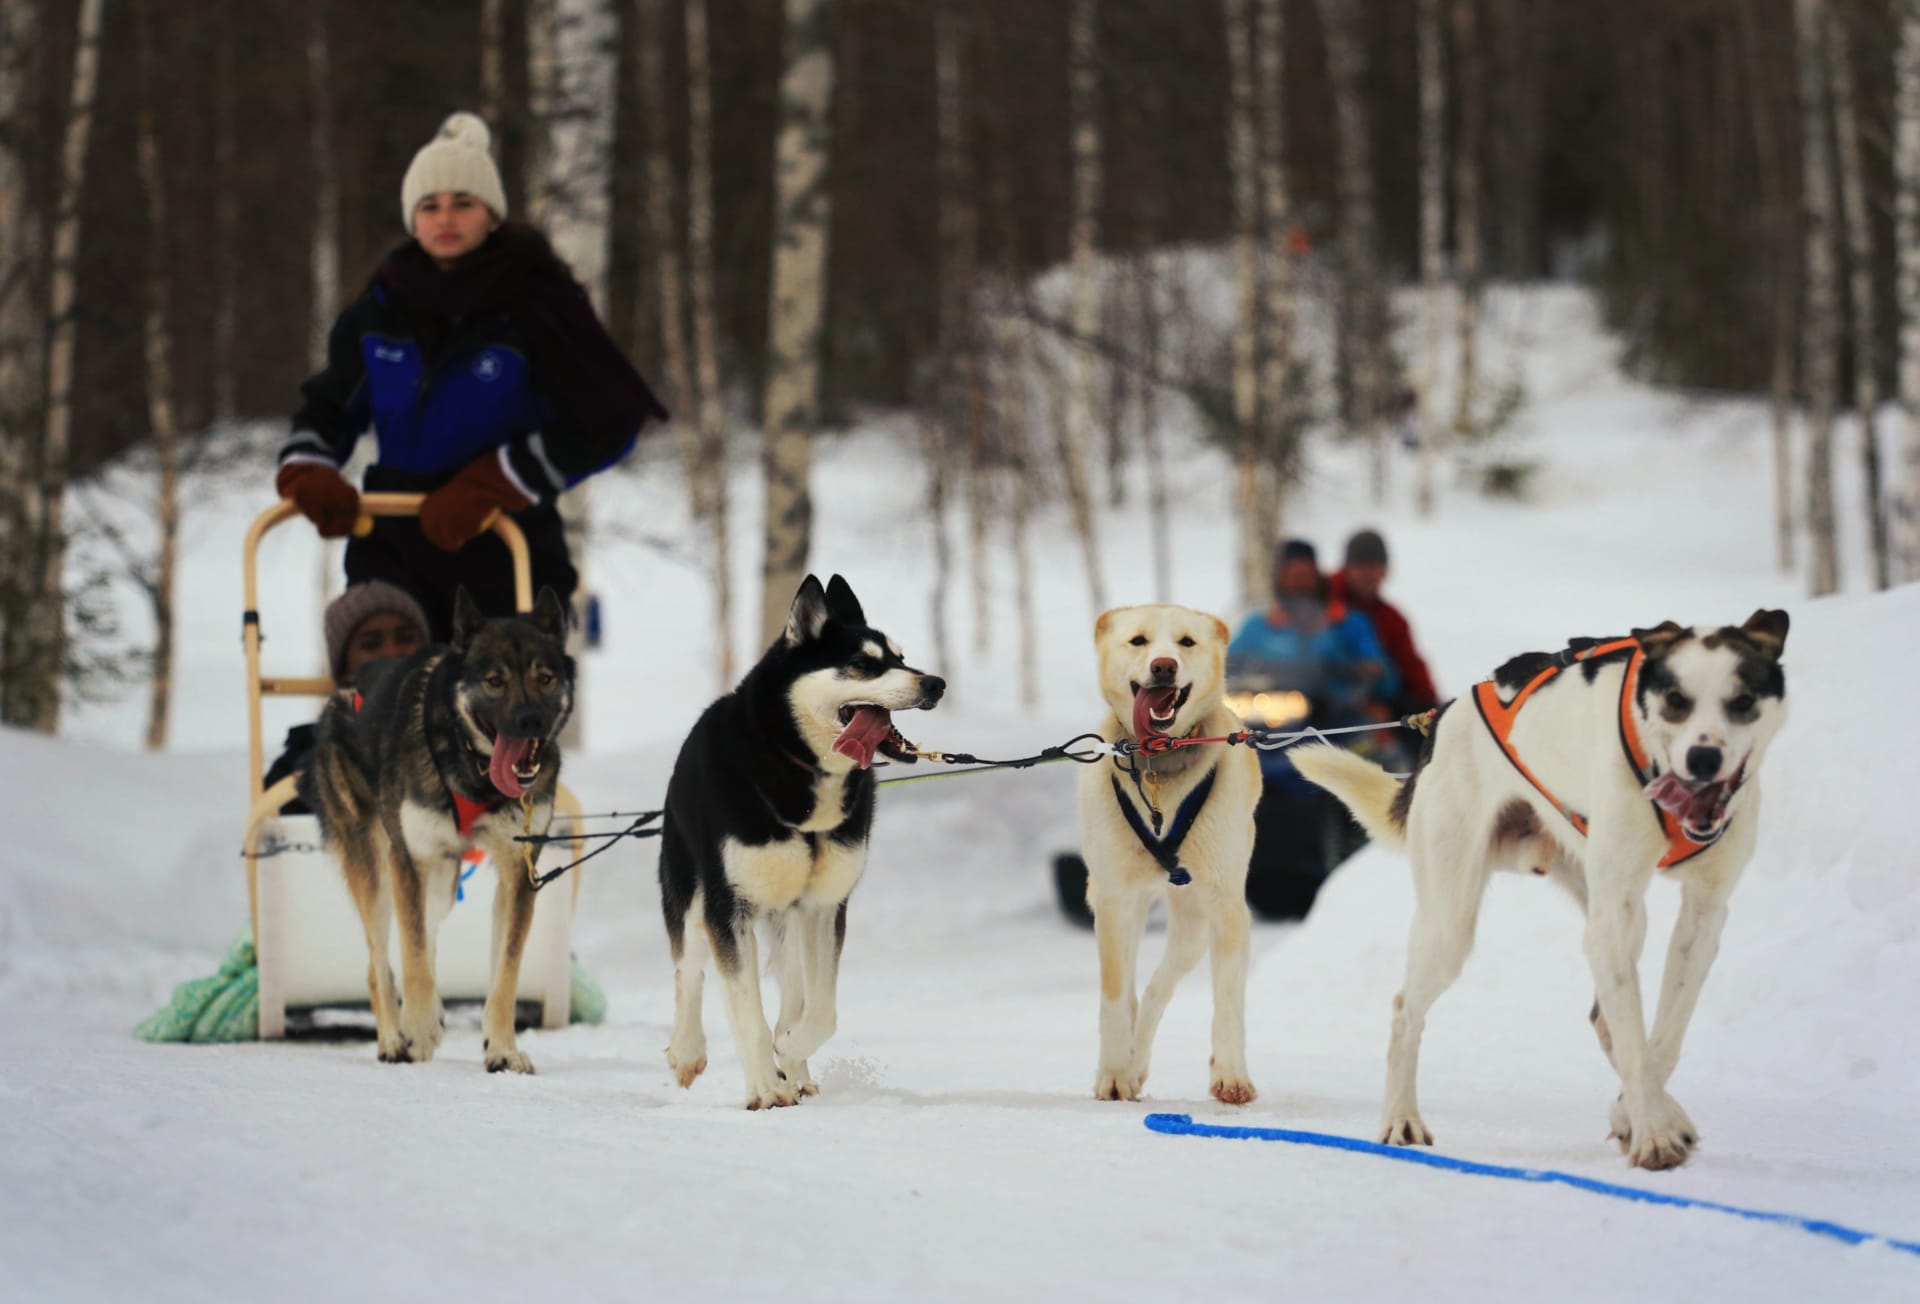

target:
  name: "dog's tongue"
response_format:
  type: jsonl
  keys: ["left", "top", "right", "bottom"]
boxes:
{"left": 1133, "top": 686, "right": 1180, "bottom": 740}
{"left": 834, "top": 706, "right": 893, "bottom": 769}
{"left": 1643, "top": 772, "right": 1727, "bottom": 834}
{"left": 489, "top": 735, "right": 535, "bottom": 798}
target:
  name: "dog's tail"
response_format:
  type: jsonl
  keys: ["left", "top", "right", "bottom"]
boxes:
{"left": 1288, "top": 744, "right": 1407, "bottom": 851}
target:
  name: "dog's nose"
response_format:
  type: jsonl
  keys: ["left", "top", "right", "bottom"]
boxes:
{"left": 1685, "top": 745, "right": 1722, "bottom": 781}
{"left": 1149, "top": 658, "right": 1178, "bottom": 685}
{"left": 918, "top": 674, "right": 946, "bottom": 705}
{"left": 512, "top": 707, "right": 545, "bottom": 737}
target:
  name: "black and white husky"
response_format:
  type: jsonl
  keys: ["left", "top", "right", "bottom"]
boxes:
{"left": 1292, "top": 611, "right": 1789, "bottom": 1170}
{"left": 658, "top": 575, "right": 945, "bottom": 1109}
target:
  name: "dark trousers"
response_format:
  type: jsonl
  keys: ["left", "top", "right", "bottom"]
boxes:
{"left": 345, "top": 465, "right": 579, "bottom": 643}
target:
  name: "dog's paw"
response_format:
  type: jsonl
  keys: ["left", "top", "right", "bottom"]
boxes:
{"left": 398, "top": 1008, "right": 443, "bottom": 1062}
{"left": 1210, "top": 1074, "right": 1257, "bottom": 1106}
{"left": 1093, "top": 1066, "right": 1142, "bottom": 1102}
{"left": 1613, "top": 1093, "right": 1697, "bottom": 1170}
{"left": 377, "top": 1037, "right": 414, "bottom": 1065}
{"left": 744, "top": 1076, "right": 802, "bottom": 1111}
{"left": 779, "top": 1058, "right": 819, "bottom": 1097}
{"left": 666, "top": 1043, "right": 708, "bottom": 1089}
{"left": 774, "top": 1018, "right": 835, "bottom": 1065}
{"left": 1379, "top": 1114, "right": 1434, "bottom": 1146}
{"left": 485, "top": 1046, "right": 536, "bottom": 1075}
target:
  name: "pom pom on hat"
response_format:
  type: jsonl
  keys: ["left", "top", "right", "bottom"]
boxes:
{"left": 400, "top": 112, "right": 508, "bottom": 233}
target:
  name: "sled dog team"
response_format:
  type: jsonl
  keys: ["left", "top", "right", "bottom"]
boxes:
{"left": 304, "top": 573, "right": 1789, "bottom": 1172}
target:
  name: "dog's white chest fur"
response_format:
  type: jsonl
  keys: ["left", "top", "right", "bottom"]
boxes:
{"left": 722, "top": 833, "right": 866, "bottom": 911}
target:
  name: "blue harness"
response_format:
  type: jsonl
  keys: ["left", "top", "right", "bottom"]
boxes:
{"left": 1109, "top": 764, "right": 1217, "bottom": 888}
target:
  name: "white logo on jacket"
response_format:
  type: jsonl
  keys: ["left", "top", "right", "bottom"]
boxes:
{"left": 473, "top": 352, "right": 503, "bottom": 382}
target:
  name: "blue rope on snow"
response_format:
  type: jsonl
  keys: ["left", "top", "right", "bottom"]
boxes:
{"left": 1143, "top": 1114, "right": 1920, "bottom": 1259}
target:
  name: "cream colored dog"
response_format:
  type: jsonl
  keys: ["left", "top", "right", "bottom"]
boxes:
{"left": 1077, "top": 604, "right": 1263, "bottom": 1105}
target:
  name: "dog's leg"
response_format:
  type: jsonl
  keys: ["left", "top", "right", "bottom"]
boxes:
{"left": 1585, "top": 845, "right": 1695, "bottom": 1170}
{"left": 340, "top": 835, "right": 406, "bottom": 1062}
{"left": 479, "top": 840, "right": 539, "bottom": 1074}
{"left": 1090, "top": 882, "right": 1151, "bottom": 1101}
{"left": 708, "top": 898, "right": 797, "bottom": 1110}
{"left": 1646, "top": 872, "right": 1736, "bottom": 1090}
{"left": 1128, "top": 886, "right": 1209, "bottom": 1097}
{"left": 1381, "top": 826, "right": 1490, "bottom": 1146}
{"left": 774, "top": 904, "right": 842, "bottom": 1096}
{"left": 1205, "top": 885, "right": 1258, "bottom": 1105}
{"left": 770, "top": 911, "right": 814, "bottom": 1097}
{"left": 666, "top": 891, "right": 711, "bottom": 1089}
{"left": 385, "top": 832, "right": 445, "bottom": 1064}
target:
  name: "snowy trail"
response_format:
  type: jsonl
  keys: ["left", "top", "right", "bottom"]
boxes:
{"left": 5, "top": 286, "right": 1918, "bottom": 1300}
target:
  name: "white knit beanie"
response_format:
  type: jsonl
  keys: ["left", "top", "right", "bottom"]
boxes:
{"left": 400, "top": 112, "right": 508, "bottom": 233}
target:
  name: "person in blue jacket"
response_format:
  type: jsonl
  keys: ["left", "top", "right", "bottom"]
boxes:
{"left": 273, "top": 112, "right": 667, "bottom": 639}
{"left": 1228, "top": 538, "right": 1398, "bottom": 726}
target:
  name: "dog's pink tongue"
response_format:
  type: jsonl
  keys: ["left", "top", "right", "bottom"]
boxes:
{"left": 834, "top": 706, "right": 893, "bottom": 769}
{"left": 1133, "top": 686, "right": 1179, "bottom": 740}
{"left": 1644, "top": 772, "right": 1726, "bottom": 832}
{"left": 1642, "top": 772, "right": 1694, "bottom": 816}
{"left": 489, "top": 735, "right": 534, "bottom": 798}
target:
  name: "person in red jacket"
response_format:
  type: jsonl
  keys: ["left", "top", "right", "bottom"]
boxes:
{"left": 1328, "top": 529, "right": 1440, "bottom": 716}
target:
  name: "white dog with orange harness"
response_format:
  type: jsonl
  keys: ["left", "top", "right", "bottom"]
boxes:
{"left": 1291, "top": 610, "right": 1790, "bottom": 1170}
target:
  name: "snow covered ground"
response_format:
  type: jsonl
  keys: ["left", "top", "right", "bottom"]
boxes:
{"left": 4, "top": 286, "right": 1918, "bottom": 1301}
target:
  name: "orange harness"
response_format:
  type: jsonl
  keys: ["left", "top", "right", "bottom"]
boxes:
{"left": 1471, "top": 638, "right": 1728, "bottom": 870}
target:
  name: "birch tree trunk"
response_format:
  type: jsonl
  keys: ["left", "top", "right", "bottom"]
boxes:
{"left": 1897, "top": 0, "right": 1920, "bottom": 582}
{"left": 15, "top": 0, "right": 105, "bottom": 732}
{"left": 638, "top": 0, "right": 695, "bottom": 478}
{"left": 526, "top": 0, "right": 560, "bottom": 227}
{"left": 1451, "top": 0, "right": 1483, "bottom": 443}
{"left": 1797, "top": 0, "right": 1842, "bottom": 597}
{"left": 934, "top": 3, "right": 989, "bottom": 660}
{"left": 1415, "top": 0, "right": 1445, "bottom": 518}
{"left": 1826, "top": 6, "right": 1889, "bottom": 590}
{"left": 686, "top": 0, "right": 734, "bottom": 682}
{"left": 306, "top": 2, "right": 339, "bottom": 371}
{"left": 482, "top": 0, "right": 506, "bottom": 124}
{"left": 1063, "top": 0, "right": 1107, "bottom": 612}
{"left": 211, "top": 1, "right": 238, "bottom": 421}
{"left": 1316, "top": 0, "right": 1387, "bottom": 500}
{"left": 758, "top": 0, "right": 835, "bottom": 647}
{"left": 135, "top": 0, "right": 179, "bottom": 751}
{"left": 1223, "top": 0, "right": 1265, "bottom": 606}
{"left": 0, "top": 0, "right": 40, "bottom": 718}
{"left": 1740, "top": 0, "right": 1798, "bottom": 574}
{"left": 1252, "top": 0, "right": 1292, "bottom": 568}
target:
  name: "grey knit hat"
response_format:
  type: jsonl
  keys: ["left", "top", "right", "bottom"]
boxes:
{"left": 324, "top": 581, "right": 431, "bottom": 683}
{"left": 1344, "top": 528, "right": 1389, "bottom": 567}
{"left": 400, "top": 112, "right": 508, "bottom": 233}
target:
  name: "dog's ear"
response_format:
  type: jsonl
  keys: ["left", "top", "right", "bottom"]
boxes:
{"left": 528, "top": 586, "right": 569, "bottom": 641}
{"left": 1094, "top": 608, "right": 1121, "bottom": 643}
{"left": 1741, "top": 608, "right": 1789, "bottom": 656}
{"left": 451, "top": 586, "right": 486, "bottom": 651}
{"left": 824, "top": 574, "right": 866, "bottom": 627}
{"left": 785, "top": 575, "right": 831, "bottom": 646}
{"left": 1629, "top": 620, "right": 1688, "bottom": 653}
{"left": 1209, "top": 615, "right": 1231, "bottom": 646}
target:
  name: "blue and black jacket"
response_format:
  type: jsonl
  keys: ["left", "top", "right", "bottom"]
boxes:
{"left": 278, "top": 283, "right": 637, "bottom": 502}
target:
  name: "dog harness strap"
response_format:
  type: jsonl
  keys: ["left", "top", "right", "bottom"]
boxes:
{"left": 453, "top": 791, "right": 500, "bottom": 838}
{"left": 1616, "top": 650, "right": 1724, "bottom": 869}
{"left": 1110, "top": 768, "right": 1216, "bottom": 887}
{"left": 1471, "top": 637, "right": 1637, "bottom": 838}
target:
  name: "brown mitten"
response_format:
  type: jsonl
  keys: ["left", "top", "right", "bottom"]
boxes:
{"left": 276, "top": 462, "right": 361, "bottom": 538}
{"left": 418, "top": 454, "right": 533, "bottom": 552}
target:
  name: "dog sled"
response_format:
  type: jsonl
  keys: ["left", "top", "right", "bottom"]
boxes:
{"left": 238, "top": 493, "right": 586, "bottom": 1038}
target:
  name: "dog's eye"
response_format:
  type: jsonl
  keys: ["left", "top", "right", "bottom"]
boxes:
{"left": 1727, "top": 693, "right": 1756, "bottom": 716}
{"left": 1128, "top": 635, "right": 1148, "bottom": 647}
{"left": 536, "top": 671, "right": 555, "bottom": 689}
{"left": 484, "top": 674, "right": 506, "bottom": 691}
{"left": 1663, "top": 690, "right": 1691, "bottom": 713}
{"left": 1177, "top": 636, "right": 1196, "bottom": 648}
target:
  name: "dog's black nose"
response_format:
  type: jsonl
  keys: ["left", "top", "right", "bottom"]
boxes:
{"left": 918, "top": 675, "right": 946, "bottom": 705}
{"left": 1149, "top": 657, "right": 1178, "bottom": 685}
{"left": 1685, "top": 745, "right": 1722, "bottom": 781}
{"left": 512, "top": 707, "right": 545, "bottom": 736}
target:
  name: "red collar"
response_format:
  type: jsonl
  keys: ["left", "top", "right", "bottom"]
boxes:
{"left": 452, "top": 790, "right": 501, "bottom": 837}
